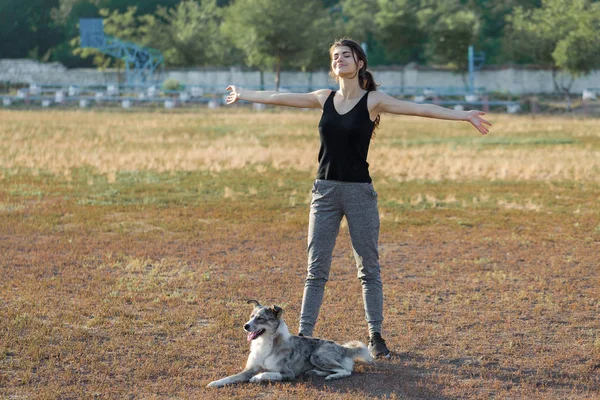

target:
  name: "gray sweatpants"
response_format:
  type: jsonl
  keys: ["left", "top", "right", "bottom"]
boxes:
{"left": 299, "top": 179, "right": 384, "bottom": 337}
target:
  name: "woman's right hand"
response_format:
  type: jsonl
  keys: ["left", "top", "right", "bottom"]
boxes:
{"left": 225, "top": 85, "right": 240, "bottom": 105}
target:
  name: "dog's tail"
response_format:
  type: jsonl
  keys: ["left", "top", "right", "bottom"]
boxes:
{"left": 342, "top": 341, "right": 374, "bottom": 364}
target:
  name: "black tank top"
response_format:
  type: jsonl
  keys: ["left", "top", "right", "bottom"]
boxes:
{"left": 316, "top": 90, "right": 375, "bottom": 183}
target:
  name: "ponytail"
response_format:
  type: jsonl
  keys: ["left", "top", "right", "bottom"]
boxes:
{"left": 359, "top": 69, "right": 377, "bottom": 92}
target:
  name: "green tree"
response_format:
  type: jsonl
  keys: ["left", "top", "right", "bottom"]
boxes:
{"left": 417, "top": 0, "right": 481, "bottom": 74}
{"left": 222, "top": 0, "right": 330, "bottom": 90}
{"left": 102, "top": 0, "right": 180, "bottom": 15}
{"left": 299, "top": 10, "right": 346, "bottom": 73}
{"left": 140, "top": 0, "right": 229, "bottom": 67}
{"left": 50, "top": 1, "right": 99, "bottom": 66}
{"left": 50, "top": 0, "right": 183, "bottom": 67}
{"left": 476, "top": 0, "right": 541, "bottom": 65}
{"left": 507, "top": 0, "right": 600, "bottom": 100}
{"left": 0, "top": 0, "right": 63, "bottom": 60}
{"left": 65, "top": 1, "right": 231, "bottom": 68}
{"left": 338, "top": 0, "right": 379, "bottom": 43}
{"left": 552, "top": 12, "right": 600, "bottom": 78}
{"left": 51, "top": 0, "right": 102, "bottom": 26}
{"left": 72, "top": 6, "right": 140, "bottom": 69}
{"left": 337, "top": 0, "right": 396, "bottom": 65}
{"left": 51, "top": 0, "right": 180, "bottom": 24}
{"left": 374, "top": 0, "right": 426, "bottom": 65}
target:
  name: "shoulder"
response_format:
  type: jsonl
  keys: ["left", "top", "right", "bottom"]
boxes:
{"left": 311, "top": 89, "right": 334, "bottom": 108}
{"left": 367, "top": 90, "right": 406, "bottom": 114}
{"left": 366, "top": 90, "right": 389, "bottom": 102}
{"left": 312, "top": 89, "right": 334, "bottom": 98}
{"left": 366, "top": 90, "right": 386, "bottom": 111}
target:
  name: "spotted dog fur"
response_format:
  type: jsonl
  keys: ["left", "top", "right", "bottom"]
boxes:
{"left": 207, "top": 300, "right": 373, "bottom": 387}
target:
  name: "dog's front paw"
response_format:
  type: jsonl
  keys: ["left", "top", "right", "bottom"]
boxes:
{"left": 249, "top": 373, "right": 264, "bottom": 383}
{"left": 305, "top": 369, "right": 330, "bottom": 378}
{"left": 250, "top": 372, "right": 282, "bottom": 382}
{"left": 206, "top": 380, "right": 220, "bottom": 388}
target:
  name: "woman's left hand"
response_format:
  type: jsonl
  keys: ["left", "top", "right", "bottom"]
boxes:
{"left": 467, "top": 110, "right": 492, "bottom": 135}
{"left": 225, "top": 85, "right": 241, "bottom": 105}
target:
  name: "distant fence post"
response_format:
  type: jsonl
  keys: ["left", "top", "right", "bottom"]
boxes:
{"left": 482, "top": 94, "right": 489, "bottom": 113}
{"left": 529, "top": 97, "right": 539, "bottom": 114}
{"left": 260, "top": 71, "right": 264, "bottom": 91}
{"left": 581, "top": 89, "right": 597, "bottom": 115}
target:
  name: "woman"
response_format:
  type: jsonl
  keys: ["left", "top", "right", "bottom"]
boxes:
{"left": 225, "top": 38, "right": 491, "bottom": 359}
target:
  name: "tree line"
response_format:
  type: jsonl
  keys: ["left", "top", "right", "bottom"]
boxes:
{"left": 1, "top": 0, "right": 600, "bottom": 92}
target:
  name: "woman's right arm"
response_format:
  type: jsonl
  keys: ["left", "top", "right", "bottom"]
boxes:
{"left": 226, "top": 85, "right": 329, "bottom": 109}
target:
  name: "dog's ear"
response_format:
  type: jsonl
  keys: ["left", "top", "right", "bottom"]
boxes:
{"left": 247, "top": 299, "right": 261, "bottom": 308}
{"left": 271, "top": 305, "right": 283, "bottom": 319}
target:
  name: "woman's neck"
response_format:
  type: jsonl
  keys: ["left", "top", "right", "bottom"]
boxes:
{"left": 337, "top": 77, "right": 364, "bottom": 100}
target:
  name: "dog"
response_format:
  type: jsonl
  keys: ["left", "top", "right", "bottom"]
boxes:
{"left": 207, "top": 300, "right": 374, "bottom": 387}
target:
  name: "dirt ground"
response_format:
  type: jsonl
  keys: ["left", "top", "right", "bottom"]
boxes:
{"left": 1, "top": 192, "right": 599, "bottom": 399}
{"left": 1, "top": 110, "right": 599, "bottom": 398}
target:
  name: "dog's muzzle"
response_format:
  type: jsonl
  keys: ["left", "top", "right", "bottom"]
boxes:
{"left": 244, "top": 324, "right": 265, "bottom": 341}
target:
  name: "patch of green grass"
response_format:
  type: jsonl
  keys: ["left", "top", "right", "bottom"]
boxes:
{"left": 8, "top": 184, "right": 45, "bottom": 198}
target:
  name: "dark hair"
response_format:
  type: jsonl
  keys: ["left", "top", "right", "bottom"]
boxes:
{"left": 329, "top": 38, "right": 380, "bottom": 130}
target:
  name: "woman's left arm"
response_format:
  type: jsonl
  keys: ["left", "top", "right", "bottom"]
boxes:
{"left": 372, "top": 91, "right": 492, "bottom": 135}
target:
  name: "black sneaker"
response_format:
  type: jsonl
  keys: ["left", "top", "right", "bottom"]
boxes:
{"left": 368, "top": 332, "right": 391, "bottom": 359}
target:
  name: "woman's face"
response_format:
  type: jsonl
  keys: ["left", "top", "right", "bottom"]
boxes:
{"left": 331, "top": 46, "right": 364, "bottom": 78}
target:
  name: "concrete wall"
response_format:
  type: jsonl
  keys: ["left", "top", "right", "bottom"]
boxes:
{"left": 0, "top": 59, "right": 121, "bottom": 86}
{"left": 1, "top": 59, "right": 599, "bottom": 94}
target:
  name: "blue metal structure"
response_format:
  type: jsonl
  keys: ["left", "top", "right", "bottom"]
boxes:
{"left": 468, "top": 45, "right": 486, "bottom": 93}
{"left": 79, "top": 18, "right": 164, "bottom": 86}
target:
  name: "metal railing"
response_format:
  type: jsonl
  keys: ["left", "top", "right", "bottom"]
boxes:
{"left": 1, "top": 83, "right": 525, "bottom": 113}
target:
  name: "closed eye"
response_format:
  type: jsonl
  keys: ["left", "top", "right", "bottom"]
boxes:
{"left": 333, "top": 52, "right": 352, "bottom": 60}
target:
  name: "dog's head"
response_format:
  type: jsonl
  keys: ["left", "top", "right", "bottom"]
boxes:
{"left": 243, "top": 300, "right": 283, "bottom": 341}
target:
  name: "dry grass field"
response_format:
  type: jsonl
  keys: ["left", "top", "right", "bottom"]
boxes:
{"left": 1, "top": 108, "right": 599, "bottom": 399}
